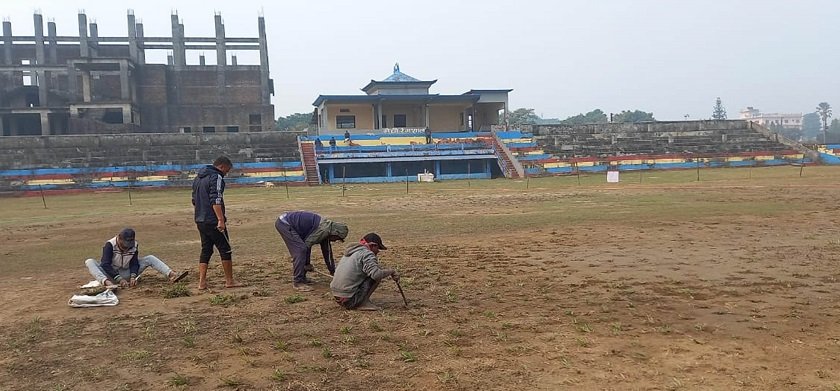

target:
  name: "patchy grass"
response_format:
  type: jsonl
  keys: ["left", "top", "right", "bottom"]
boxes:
{"left": 163, "top": 282, "right": 191, "bottom": 299}
{"left": 168, "top": 374, "right": 190, "bottom": 387}
{"left": 209, "top": 294, "right": 239, "bottom": 306}
{"left": 284, "top": 294, "right": 306, "bottom": 304}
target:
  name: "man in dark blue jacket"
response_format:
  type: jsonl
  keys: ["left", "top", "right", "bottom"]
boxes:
{"left": 275, "top": 211, "right": 348, "bottom": 291}
{"left": 192, "top": 156, "right": 243, "bottom": 290}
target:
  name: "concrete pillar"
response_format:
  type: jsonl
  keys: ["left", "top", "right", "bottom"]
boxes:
{"left": 122, "top": 105, "right": 132, "bottom": 125}
{"left": 34, "top": 14, "right": 45, "bottom": 64}
{"left": 167, "top": 55, "right": 173, "bottom": 65}
{"left": 199, "top": 54, "right": 205, "bottom": 66}
{"left": 135, "top": 23, "right": 145, "bottom": 64}
{"left": 34, "top": 14, "right": 48, "bottom": 107}
{"left": 214, "top": 14, "right": 226, "bottom": 105}
{"left": 377, "top": 103, "right": 383, "bottom": 130}
{"left": 170, "top": 14, "right": 185, "bottom": 68}
{"left": 119, "top": 61, "right": 130, "bottom": 100}
{"left": 424, "top": 104, "right": 430, "bottom": 128}
{"left": 127, "top": 12, "right": 137, "bottom": 62}
{"left": 3, "top": 21, "right": 12, "bottom": 65}
{"left": 82, "top": 73, "right": 91, "bottom": 102}
{"left": 40, "top": 112, "right": 50, "bottom": 136}
{"left": 214, "top": 14, "right": 226, "bottom": 66}
{"left": 78, "top": 13, "right": 89, "bottom": 58}
{"left": 47, "top": 21, "right": 57, "bottom": 64}
{"left": 371, "top": 105, "right": 377, "bottom": 129}
{"left": 257, "top": 16, "right": 270, "bottom": 105}
{"left": 0, "top": 115, "right": 4, "bottom": 136}
{"left": 504, "top": 97, "right": 510, "bottom": 130}
{"left": 89, "top": 22, "right": 99, "bottom": 58}
{"left": 68, "top": 66, "right": 78, "bottom": 100}
{"left": 434, "top": 161, "right": 441, "bottom": 177}
{"left": 231, "top": 55, "right": 237, "bottom": 66}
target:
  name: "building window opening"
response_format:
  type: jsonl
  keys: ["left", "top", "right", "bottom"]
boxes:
{"left": 226, "top": 126, "right": 239, "bottom": 133}
{"left": 336, "top": 115, "right": 356, "bottom": 129}
{"left": 203, "top": 126, "right": 216, "bottom": 133}
{"left": 181, "top": 127, "right": 192, "bottom": 133}
{"left": 394, "top": 114, "right": 407, "bottom": 128}
{"left": 102, "top": 109, "right": 124, "bottom": 124}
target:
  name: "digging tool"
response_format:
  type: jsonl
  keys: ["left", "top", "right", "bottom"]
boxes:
{"left": 394, "top": 279, "right": 408, "bottom": 308}
{"left": 312, "top": 269, "right": 333, "bottom": 279}
{"left": 327, "top": 241, "right": 337, "bottom": 274}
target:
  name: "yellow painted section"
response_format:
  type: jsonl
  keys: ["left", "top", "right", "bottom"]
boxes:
{"left": 136, "top": 176, "right": 170, "bottom": 182}
{"left": 543, "top": 162, "right": 571, "bottom": 168}
{"left": 754, "top": 155, "right": 774, "bottom": 161}
{"left": 576, "top": 161, "right": 595, "bottom": 167}
{"left": 26, "top": 179, "right": 76, "bottom": 185}
{"left": 524, "top": 150, "right": 546, "bottom": 155}
{"left": 92, "top": 177, "right": 130, "bottom": 183}
{"left": 241, "top": 170, "right": 304, "bottom": 177}
{"left": 502, "top": 138, "right": 533, "bottom": 143}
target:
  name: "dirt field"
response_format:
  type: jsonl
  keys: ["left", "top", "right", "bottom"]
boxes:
{"left": 1, "top": 166, "right": 839, "bottom": 391}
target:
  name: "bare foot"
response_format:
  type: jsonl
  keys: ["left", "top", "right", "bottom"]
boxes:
{"left": 198, "top": 283, "right": 207, "bottom": 290}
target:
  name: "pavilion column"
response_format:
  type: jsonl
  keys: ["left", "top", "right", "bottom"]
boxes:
{"left": 377, "top": 102, "right": 383, "bottom": 129}
{"left": 40, "top": 112, "right": 50, "bottom": 135}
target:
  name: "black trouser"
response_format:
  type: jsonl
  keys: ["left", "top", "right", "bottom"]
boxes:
{"left": 197, "top": 222, "right": 232, "bottom": 263}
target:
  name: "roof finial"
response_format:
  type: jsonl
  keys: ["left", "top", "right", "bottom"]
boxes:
{"left": 394, "top": 62, "right": 400, "bottom": 74}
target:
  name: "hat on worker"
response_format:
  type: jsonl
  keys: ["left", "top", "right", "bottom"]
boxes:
{"left": 361, "top": 232, "right": 387, "bottom": 250}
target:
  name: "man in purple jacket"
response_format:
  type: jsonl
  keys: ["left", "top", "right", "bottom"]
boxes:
{"left": 275, "top": 211, "right": 349, "bottom": 291}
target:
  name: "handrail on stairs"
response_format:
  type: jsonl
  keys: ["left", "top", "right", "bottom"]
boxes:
{"left": 492, "top": 131, "right": 525, "bottom": 178}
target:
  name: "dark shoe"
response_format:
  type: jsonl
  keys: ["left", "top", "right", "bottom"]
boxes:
{"left": 292, "top": 282, "right": 313, "bottom": 292}
{"left": 170, "top": 270, "right": 189, "bottom": 283}
{"left": 304, "top": 264, "right": 314, "bottom": 272}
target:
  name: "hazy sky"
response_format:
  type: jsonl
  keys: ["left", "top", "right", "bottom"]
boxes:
{"left": 3, "top": 0, "right": 838, "bottom": 120}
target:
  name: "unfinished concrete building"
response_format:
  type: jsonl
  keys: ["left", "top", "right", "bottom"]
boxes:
{"left": 0, "top": 11, "right": 274, "bottom": 136}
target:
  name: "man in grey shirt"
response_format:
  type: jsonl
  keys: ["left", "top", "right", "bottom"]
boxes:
{"left": 330, "top": 233, "right": 399, "bottom": 311}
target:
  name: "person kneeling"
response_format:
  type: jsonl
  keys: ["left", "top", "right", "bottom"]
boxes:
{"left": 330, "top": 233, "right": 397, "bottom": 311}
{"left": 84, "top": 228, "right": 188, "bottom": 288}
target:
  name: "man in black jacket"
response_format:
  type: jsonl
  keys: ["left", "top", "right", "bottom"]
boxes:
{"left": 192, "top": 156, "right": 243, "bottom": 289}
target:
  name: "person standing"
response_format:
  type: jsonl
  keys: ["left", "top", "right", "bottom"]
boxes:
{"left": 275, "top": 211, "right": 348, "bottom": 291}
{"left": 192, "top": 156, "right": 243, "bottom": 290}
{"left": 424, "top": 127, "right": 432, "bottom": 144}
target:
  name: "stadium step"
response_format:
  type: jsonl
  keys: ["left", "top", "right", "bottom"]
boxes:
{"left": 299, "top": 141, "right": 321, "bottom": 185}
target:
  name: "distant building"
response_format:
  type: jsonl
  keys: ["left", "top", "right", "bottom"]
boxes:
{"left": 312, "top": 64, "right": 511, "bottom": 135}
{"left": 0, "top": 11, "right": 274, "bottom": 136}
{"left": 739, "top": 107, "right": 802, "bottom": 130}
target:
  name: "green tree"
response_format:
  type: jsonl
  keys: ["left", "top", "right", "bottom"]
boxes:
{"left": 830, "top": 118, "right": 840, "bottom": 133}
{"left": 816, "top": 102, "right": 832, "bottom": 143}
{"left": 712, "top": 97, "right": 727, "bottom": 120}
{"left": 612, "top": 110, "right": 655, "bottom": 123}
{"left": 560, "top": 109, "right": 608, "bottom": 125}
{"left": 802, "top": 112, "right": 821, "bottom": 139}
{"left": 508, "top": 108, "right": 542, "bottom": 128}
{"left": 276, "top": 112, "right": 313, "bottom": 131}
